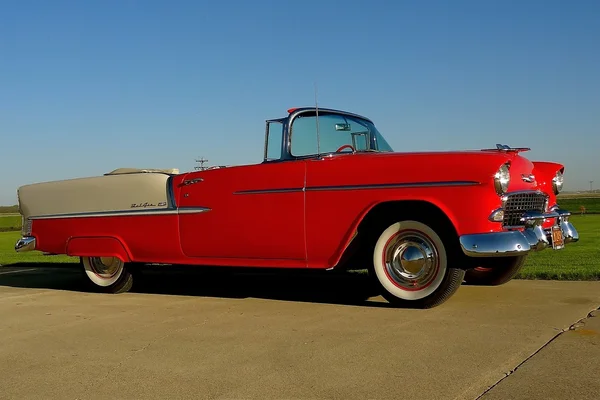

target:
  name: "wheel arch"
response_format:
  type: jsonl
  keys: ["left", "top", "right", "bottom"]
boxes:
{"left": 334, "top": 199, "right": 465, "bottom": 270}
{"left": 66, "top": 236, "right": 133, "bottom": 262}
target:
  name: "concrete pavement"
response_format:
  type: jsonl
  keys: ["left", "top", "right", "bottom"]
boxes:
{"left": 0, "top": 265, "right": 599, "bottom": 399}
{"left": 481, "top": 309, "right": 600, "bottom": 400}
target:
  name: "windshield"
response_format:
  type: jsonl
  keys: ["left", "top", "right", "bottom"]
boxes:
{"left": 290, "top": 112, "right": 394, "bottom": 157}
{"left": 370, "top": 121, "right": 394, "bottom": 152}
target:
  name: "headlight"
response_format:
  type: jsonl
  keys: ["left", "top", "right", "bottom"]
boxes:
{"left": 552, "top": 170, "right": 564, "bottom": 194}
{"left": 494, "top": 163, "right": 511, "bottom": 195}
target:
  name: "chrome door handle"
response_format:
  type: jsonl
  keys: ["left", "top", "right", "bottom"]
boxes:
{"left": 182, "top": 178, "right": 203, "bottom": 186}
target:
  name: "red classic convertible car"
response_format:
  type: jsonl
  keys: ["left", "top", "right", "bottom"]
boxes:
{"left": 15, "top": 107, "right": 578, "bottom": 308}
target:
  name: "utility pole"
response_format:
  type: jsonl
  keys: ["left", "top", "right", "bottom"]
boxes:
{"left": 590, "top": 181, "right": 594, "bottom": 192}
{"left": 194, "top": 157, "right": 209, "bottom": 171}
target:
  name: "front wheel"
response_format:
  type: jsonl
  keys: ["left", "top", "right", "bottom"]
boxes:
{"left": 463, "top": 256, "right": 526, "bottom": 286}
{"left": 369, "top": 220, "right": 465, "bottom": 308}
{"left": 81, "top": 256, "right": 133, "bottom": 293}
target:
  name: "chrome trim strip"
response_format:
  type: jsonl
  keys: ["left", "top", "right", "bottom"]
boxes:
{"left": 288, "top": 107, "right": 374, "bottom": 124}
{"left": 28, "top": 207, "right": 211, "bottom": 220}
{"left": 554, "top": 208, "right": 571, "bottom": 217}
{"left": 306, "top": 181, "right": 479, "bottom": 192}
{"left": 166, "top": 176, "right": 177, "bottom": 209}
{"left": 235, "top": 187, "right": 304, "bottom": 195}
{"left": 15, "top": 236, "right": 36, "bottom": 252}
{"left": 235, "top": 180, "right": 479, "bottom": 195}
{"left": 520, "top": 211, "right": 559, "bottom": 224}
{"left": 177, "top": 207, "right": 212, "bottom": 214}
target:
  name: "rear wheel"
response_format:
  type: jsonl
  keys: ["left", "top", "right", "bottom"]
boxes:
{"left": 368, "top": 219, "right": 465, "bottom": 308}
{"left": 81, "top": 256, "right": 133, "bottom": 293}
{"left": 463, "top": 256, "right": 526, "bottom": 286}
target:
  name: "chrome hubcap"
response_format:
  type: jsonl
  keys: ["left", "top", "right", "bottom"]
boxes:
{"left": 89, "top": 257, "right": 122, "bottom": 279}
{"left": 384, "top": 232, "right": 439, "bottom": 290}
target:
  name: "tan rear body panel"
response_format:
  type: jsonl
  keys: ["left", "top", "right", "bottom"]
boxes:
{"left": 17, "top": 171, "right": 177, "bottom": 220}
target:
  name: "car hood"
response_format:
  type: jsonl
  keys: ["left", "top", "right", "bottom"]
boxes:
{"left": 333, "top": 149, "right": 538, "bottom": 192}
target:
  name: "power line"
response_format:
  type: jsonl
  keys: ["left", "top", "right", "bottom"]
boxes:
{"left": 194, "top": 157, "right": 209, "bottom": 171}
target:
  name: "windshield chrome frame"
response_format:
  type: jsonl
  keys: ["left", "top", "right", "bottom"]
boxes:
{"left": 263, "top": 118, "right": 287, "bottom": 162}
{"left": 262, "top": 107, "right": 390, "bottom": 163}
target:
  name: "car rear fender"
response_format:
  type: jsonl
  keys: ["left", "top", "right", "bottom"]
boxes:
{"left": 66, "top": 236, "right": 133, "bottom": 262}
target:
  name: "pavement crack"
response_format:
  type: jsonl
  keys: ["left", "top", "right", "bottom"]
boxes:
{"left": 473, "top": 305, "right": 600, "bottom": 400}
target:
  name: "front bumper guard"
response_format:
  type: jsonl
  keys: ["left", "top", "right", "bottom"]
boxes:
{"left": 15, "top": 236, "right": 36, "bottom": 252}
{"left": 460, "top": 208, "right": 579, "bottom": 257}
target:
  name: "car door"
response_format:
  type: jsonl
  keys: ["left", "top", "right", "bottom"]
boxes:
{"left": 177, "top": 160, "right": 306, "bottom": 261}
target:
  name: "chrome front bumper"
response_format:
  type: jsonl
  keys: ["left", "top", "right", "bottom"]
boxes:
{"left": 460, "top": 208, "right": 579, "bottom": 257}
{"left": 15, "top": 236, "right": 36, "bottom": 252}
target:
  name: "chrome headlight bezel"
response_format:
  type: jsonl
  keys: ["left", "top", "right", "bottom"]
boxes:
{"left": 552, "top": 170, "right": 564, "bottom": 195}
{"left": 494, "top": 163, "right": 511, "bottom": 195}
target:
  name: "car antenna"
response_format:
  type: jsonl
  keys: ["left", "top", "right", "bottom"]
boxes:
{"left": 315, "top": 81, "right": 321, "bottom": 156}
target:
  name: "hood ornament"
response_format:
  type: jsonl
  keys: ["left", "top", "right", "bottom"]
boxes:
{"left": 521, "top": 174, "right": 535, "bottom": 183}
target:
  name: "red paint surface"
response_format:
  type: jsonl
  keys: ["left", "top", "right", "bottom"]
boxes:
{"left": 28, "top": 148, "right": 565, "bottom": 269}
{"left": 177, "top": 162, "right": 306, "bottom": 260}
{"left": 532, "top": 161, "right": 564, "bottom": 208}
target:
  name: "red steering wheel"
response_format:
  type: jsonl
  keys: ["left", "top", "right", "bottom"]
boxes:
{"left": 335, "top": 144, "right": 355, "bottom": 153}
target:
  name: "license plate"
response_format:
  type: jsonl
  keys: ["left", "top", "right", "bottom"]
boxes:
{"left": 551, "top": 225, "right": 564, "bottom": 250}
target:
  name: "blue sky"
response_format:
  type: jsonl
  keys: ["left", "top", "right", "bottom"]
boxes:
{"left": 1, "top": 0, "right": 599, "bottom": 205}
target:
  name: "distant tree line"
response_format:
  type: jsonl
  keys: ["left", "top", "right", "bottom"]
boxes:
{"left": 0, "top": 205, "right": 18, "bottom": 214}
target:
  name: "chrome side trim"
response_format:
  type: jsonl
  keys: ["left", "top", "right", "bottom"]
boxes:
{"left": 306, "top": 181, "right": 479, "bottom": 192}
{"left": 28, "top": 207, "right": 211, "bottom": 220}
{"left": 15, "top": 236, "right": 36, "bottom": 252}
{"left": 235, "top": 180, "right": 479, "bottom": 195}
{"left": 177, "top": 207, "right": 212, "bottom": 214}
{"left": 235, "top": 187, "right": 304, "bottom": 195}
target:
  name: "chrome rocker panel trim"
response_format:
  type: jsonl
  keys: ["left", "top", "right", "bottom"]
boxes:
{"left": 15, "top": 236, "right": 36, "bottom": 253}
{"left": 460, "top": 208, "right": 579, "bottom": 257}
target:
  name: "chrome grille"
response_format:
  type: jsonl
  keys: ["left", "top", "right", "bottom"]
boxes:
{"left": 503, "top": 192, "right": 547, "bottom": 227}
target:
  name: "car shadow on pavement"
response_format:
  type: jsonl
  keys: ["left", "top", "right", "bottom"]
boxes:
{"left": 0, "top": 263, "right": 391, "bottom": 308}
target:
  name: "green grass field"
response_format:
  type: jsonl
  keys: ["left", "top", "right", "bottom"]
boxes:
{"left": 1, "top": 214, "right": 598, "bottom": 280}
{"left": 0, "top": 215, "right": 22, "bottom": 232}
{"left": 516, "top": 214, "right": 600, "bottom": 280}
{"left": 555, "top": 197, "right": 600, "bottom": 214}
{"left": 0, "top": 231, "right": 77, "bottom": 265}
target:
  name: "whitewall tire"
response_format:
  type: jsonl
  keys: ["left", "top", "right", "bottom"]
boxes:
{"left": 81, "top": 256, "right": 133, "bottom": 293}
{"left": 369, "top": 220, "right": 464, "bottom": 308}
